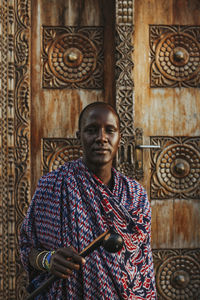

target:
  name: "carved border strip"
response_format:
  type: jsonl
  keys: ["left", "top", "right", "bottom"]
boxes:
{"left": 0, "top": 1, "right": 16, "bottom": 298}
{"left": 115, "top": 0, "right": 134, "bottom": 135}
{"left": 14, "top": 0, "right": 31, "bottom": 299}
{"left": 115, "top": 1, "right": 135, "bottom": 178}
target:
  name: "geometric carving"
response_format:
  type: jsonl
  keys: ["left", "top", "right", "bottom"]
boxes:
{"left": 1, "top": 0, "right": 31, "bottom": 298}
{"left": 42, "top": 138, "right": 83, "bottom": 174}
{"left": 153, "top": 248, "right": 200, "bottom": 300}
{"left": 116, "top": 135, "right": 136, "bottom": 178}
{"left": 157, "top": 145, "right": 200, "bottom": 193}
{"left": 116, "top": 0, "right": 133, "bottom": 25}
{"left": 116, "top": 129, "right": 144, "bottom": 180}
{"left": 14, "top": 0, "right": 31, "bottom": 299}
{"left": 115, "top": 1, "right": 136, "bottom": 180}
{"left": 115, "top": 24, "right": 134, "bottom": 136}
{"left": 150, "top": 136, "right": 200, "bottom": 199}
{"left": 116, "top": 87, "right": 134, "bottom": 136}
{"left": 42, "top": 26, "right": 104, "bottom": 89}
{"left": 16, "top": 269, "right": 28, "bottom": 299}
{"left": 0, "top": 0, "right": 16, "bottom": 298}
{"left": 150, "top": 25, "right": 200, "bottom": 88}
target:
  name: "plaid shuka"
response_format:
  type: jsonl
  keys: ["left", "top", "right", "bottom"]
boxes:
{"left": 20, "top": 158, "right": 157, "bottom": 299}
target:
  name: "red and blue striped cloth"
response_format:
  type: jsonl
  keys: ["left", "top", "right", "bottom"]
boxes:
{"left": 20, "top": 158, "right": 157, "bottom": 299}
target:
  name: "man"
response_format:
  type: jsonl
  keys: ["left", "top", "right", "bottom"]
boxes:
{"left": 20, "top": 102, "right": 157, "bottom": 299}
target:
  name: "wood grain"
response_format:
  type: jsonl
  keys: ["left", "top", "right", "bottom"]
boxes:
{"left": 30, "top": 0, "right": 115, "bottom": 194}
{"left": 134, "top": 0, "right": 200, "bottom": 248}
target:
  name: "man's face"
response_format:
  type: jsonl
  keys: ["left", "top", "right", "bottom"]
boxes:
{"left": 79, "top": 106, "right": 120, "bottom": 170}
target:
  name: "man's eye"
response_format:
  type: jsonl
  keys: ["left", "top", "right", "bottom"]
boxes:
{"left": 86, "top": 128, "right": 96, "bottom": 133}
{"left": 107, "top": 128, "right": 116, "bottom": 133}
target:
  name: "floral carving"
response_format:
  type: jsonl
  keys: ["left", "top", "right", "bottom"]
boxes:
{"left": 153, "top": 249, "right": 200, "bottom": 300}
{"left": 150, "top": 136, "right": 200, "bottom": 199}
{"left": 150, "top": 25, "right": 200, "bottom": 87}
{"left": 42, "top": 26, "right": 104, "bottom": 89}
{"left": 42, "top": 138, "right": 83, "bottom": 174}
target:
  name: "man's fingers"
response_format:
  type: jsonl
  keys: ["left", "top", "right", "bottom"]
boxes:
{"left": 53, "top": 267, "right": 72, "bottom": 278}
{"left": 64, "top": 260, "right": 80, "bottom": 271}
{"left": 54, "top": 253, "right": 83, "bottom": 268}
{"left": 49, "top": 246, "right": 86, "bottom": 276}
{"left": 58, "top": 247, "right": 85, "bottom": 265}
{"left": 69, "top": 252, "right": 86, "bottom": 265}
{"left": 52, "top": 260, "right": 81, "bottom": 278}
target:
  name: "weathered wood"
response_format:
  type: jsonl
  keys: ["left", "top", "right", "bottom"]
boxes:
{"left": 30, "top": 0, "right": 115, "bottom": 194}
{"left": 173, "top": 199, "right": 200, "bottom": 248}
{"left": 134, "top": 0, "right": 200, "bottom": 248}
{"left": 151, "top": 200, "right": 174, "bottom": 248}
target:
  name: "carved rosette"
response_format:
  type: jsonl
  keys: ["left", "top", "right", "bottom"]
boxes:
{"left": 150, "top": 25, "right": 200, "bottom": 87}
{"left": 42, "top": 138, "right": 83, "bottom": 174}
{"left": 42, "top": 26, "right": 104, "bottom": 89}
{"left": 153, "top": 249, "right": 200, "bottom": 300}
{"left": 150, "top": 136, "right": 200, "bottom": 199}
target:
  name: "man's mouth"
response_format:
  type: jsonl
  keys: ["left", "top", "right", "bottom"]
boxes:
{"left": 93, "top": 148, "right": 110, "bottom": 154}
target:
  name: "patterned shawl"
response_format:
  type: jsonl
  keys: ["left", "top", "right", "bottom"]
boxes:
{"left": 20, "top": 158, "right": 156, "bottom": 299}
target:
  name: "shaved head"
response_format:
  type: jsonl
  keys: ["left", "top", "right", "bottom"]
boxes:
{"left": 78, "top": 102, "right": 120, "bottom": 131}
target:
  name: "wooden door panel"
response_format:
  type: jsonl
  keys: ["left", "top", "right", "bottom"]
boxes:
{"left": 134, "top": 0, "right": 200, "bottom": 247}
{"left": 31, "top": 0, "right": 115, "bottom": 194}
{"left": 149, "top": 136, "right": 200, "bottom": 248}
{"left": 134, "top": 0, "right": 200, "bottom": 299}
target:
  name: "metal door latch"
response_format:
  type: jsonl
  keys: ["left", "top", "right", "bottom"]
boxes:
{"left": 136, "top": 145, "right": 161, "bottom": 149}
{"left": 135, "top": 129, "right": 161, "bottom": 179}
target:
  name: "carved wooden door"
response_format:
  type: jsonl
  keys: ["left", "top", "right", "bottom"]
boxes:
{"left": 133, "top": 1, "right": 200, "bottom": 299}
{"left": 0, "top": 0, "right": 200, "bottom": 299}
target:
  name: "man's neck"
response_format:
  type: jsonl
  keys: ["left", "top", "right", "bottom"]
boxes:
{"left": 94, "top": 167, "right": 112, "bottom": 186}
{"left": 85, "top": 161, "right": 112, "bottom": 186}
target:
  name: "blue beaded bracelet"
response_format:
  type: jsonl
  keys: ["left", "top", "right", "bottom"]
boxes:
{"left": 42, "top": 251, "right": 55, "bottom": 271}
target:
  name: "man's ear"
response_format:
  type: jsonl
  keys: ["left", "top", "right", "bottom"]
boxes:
{"left": 76, "top": 131, "right": 80, "bottom": 139}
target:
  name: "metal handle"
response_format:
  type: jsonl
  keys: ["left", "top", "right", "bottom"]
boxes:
{"left": 134, "top": 129, "right": 162, "bottom": 179}
{"left": 136, "top": 145, "right": 161, "bottom": 149}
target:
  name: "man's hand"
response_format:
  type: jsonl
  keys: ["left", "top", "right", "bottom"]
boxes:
{"left": 29, "top": 247, "right": 85, "bottom": 278}
{"left": 49, "top": 247, "right": 86, "bottom": 278}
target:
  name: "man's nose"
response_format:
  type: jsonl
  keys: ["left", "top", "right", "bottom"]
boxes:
{"left": 96, "top": 128, "right": 107, "bottom": 142}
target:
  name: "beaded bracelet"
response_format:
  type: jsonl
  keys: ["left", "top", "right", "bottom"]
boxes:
{"left": 41, "top": 252, "right": 49, "bottom": 270}
{"left": 42, "top": 250, "right": 55, "bottom": 271}
{"left": 35, "top": 250, "right": 48, "bottom": 271}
